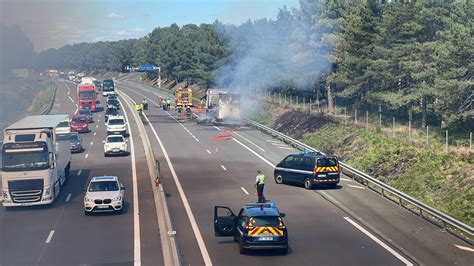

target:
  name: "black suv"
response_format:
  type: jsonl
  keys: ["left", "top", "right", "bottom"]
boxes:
{"left": 214, "top": 202, "right": 288, "bottom": 254}
{"left": 274, "top": 151, "right": 340, "bottom": 189}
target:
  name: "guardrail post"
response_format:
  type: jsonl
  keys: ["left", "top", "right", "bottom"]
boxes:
{"left": 398, "top": 197, "right": 403, "bottom": 207}
{"left": 355, "top": 109, "right": 358, "bottom": 124}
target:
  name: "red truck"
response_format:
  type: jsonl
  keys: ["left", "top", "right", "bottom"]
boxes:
{"left": 77, "top": 83, "right": 97, "bottom": 111}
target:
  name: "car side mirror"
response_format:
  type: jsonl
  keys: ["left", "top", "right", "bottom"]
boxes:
{"left": 280, "top": 212, "right": 286, "bottom": 218}
{"left": 125, "top": 140, "right": 128, "bottom": 143}
{"left": 102, "top": 140, "right": 106, "bottom": 143}
{"left": 121, "top": 186, "right": 125, "bottom": 190}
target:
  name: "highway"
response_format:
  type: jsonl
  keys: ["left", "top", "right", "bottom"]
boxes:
{"left": 0, "top": 76, "right": 472, "bottom": 265}
{"left": 0, "top": 80, "right": 163, "bottom": 265}
{"left": 117, "top": 75, "right": 473, "bottom": 266}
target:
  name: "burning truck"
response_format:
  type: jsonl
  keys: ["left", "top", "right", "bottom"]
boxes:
{"left": 200, "top": 89, "right": 242, "bottom": 125}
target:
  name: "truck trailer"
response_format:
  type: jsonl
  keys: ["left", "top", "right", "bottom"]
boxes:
{"left": 1, "top": 115, "right": 71, "bottom": 207}
{"left": 204, "top": 89, "right": 242, "bottom": 125}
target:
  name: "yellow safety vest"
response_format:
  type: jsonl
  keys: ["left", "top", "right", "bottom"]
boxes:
{"left": 257, "top": 174, "right": 265, "bottom": 185}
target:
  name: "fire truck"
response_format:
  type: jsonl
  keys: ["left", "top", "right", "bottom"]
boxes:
{"left": 175, "top": 87, "right": 193, "bottom": 119}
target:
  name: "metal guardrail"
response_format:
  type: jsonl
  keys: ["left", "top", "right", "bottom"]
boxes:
{"left": 39, "top": 80, "right": 58, "bottom": 115}
{"left": 246, "top": 119, "right": 474, "bottom": 239}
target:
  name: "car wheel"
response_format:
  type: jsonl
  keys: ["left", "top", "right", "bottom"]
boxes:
{"left": 84, "top": 210, "right": 90, "bottom": 216}
{"left": 104, "top": 153, "right": 108, "bottom": 157}
{"left": 274, "top": 174, "right": 284, "bottom": 184}
{"left": 239, "top": 243, "right": 246, "bottom": 254}
{"left": 304, "top": 178, "right": 313, "bottom": 190}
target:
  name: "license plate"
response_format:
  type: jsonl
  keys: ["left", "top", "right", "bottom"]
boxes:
{"left": 97, "top": 205, "right": 109, "bottom": 209}
{"left": 259, "top": 236, "right": 273, "bottom": 241}
{"left": 113, "top": 149, "right": 119, "bottom": 152}
{"left": 114, "top": 132, "right": 120, "bottom": 134}
{"left": 317, "top": 174, "right": 326, "bottom": 177}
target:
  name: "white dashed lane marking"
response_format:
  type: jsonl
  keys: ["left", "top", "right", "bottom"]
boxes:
{"left": 45, "top": 230, "right": 55, "bottom": 244}
{"left": 240, "top": 187, "right": 250, "bottom": 195}
{"left": 206, "top": 149, "right": 211, "bottom": 154}
{"left": 77, "top": 170, "right": 82, "bottom": 176}
{"left": 85, "top": 153, "right": 89, "bottom": 158}
{"left": 221, "top": 165, "right": 227, "bottom": 171}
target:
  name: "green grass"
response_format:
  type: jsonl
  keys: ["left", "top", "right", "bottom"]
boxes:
{"left": 27, "top": 80, "right": 57, "bottom": 115}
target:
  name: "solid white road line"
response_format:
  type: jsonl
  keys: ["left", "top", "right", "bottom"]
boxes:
{"left": 141, "top": 108, "right": 212, "bottom": 265}
{"left": 233, "top": 131, "right": 265, "bottom": 152}
{"left": 84, "top": 153, "right": 89, "bottom": 158}
{"left": 240, "top": 187, "right": 250, "bottom": 195}
{"left": 265, "top": 139, "right": 281, "bottom": 143}
{"left": 272, "top": 142, "right": 289, "bottom": 146}
{"left": 340, "top": 177, "right": 353, "bottom": 182}
{"left": 119, "top": 97, "right": 141, "bottom": 266}
{"left": 348, "top": 184, "right": 366, "bottom": 190}
{"left": 212, "top": 125, "right": 221, "bottom": 131}
{"left": 454, "top": 244, "right": 474, "bottom": 252}
{"left": 221, "top": 165, "right": 227, "bottom": 171}
{"left": 206, "top": 149, "right": 211, "bottom": 154}
{"left": 343, "top": 217, "right": 413, "bottom": 266}
{"left": 278, "top": 146, "right": 295, "bottom": 150}
{"left": 65, "top": 193, "right": 71, "bottom": 202}
{"left": 45, "top": 230, "right": 55, "bottom": 244}
{"left": 77, "top": 170, "right": 82, "bottom": 176}
{"left": 232, "top": 138, "right": 275, "bottom": 168}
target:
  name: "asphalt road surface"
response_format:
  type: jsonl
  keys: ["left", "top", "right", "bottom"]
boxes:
{"left": 0, "top": 80, "right": 163, "bottom": 265}
{"left": 1, "top": 76, "right": 472, "bottom": 266}
{"left": 117, "top": 76, "right": 473, "bottom": 266}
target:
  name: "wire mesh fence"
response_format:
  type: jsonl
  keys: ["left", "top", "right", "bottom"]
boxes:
{"left": 258, "top": 91, "right": 473, "bottom": 154}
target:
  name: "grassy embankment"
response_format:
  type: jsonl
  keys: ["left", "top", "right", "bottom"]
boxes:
{"left": 251, "top": 103, "right": 473, "bottom": 226}
{"left": 27, "top": 79, "right": 57, "bottom": 115}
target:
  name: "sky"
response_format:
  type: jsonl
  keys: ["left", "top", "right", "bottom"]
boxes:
{"left": 0, "top": 0, "right": 299, "bottom": 51}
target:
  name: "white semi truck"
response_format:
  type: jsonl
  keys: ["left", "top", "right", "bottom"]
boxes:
{"left": 205, "top": 89, "right": 242, "bottom": 124}
{"left": 1, "top": 115, "right": 71, "bottom": 207}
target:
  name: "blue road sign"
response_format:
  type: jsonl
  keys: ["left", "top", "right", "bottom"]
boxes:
{"left": 138, "top": 65, "right": 157, "bottom": 71}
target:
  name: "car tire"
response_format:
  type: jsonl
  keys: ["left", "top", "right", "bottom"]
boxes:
{"left": 274, "top": 174, "right": 284, "bottom": 184}
{"left": 84, "top": 210, "right": 90, "bottom": 216}
{"left": 104, "top": 153, "right": 108, "bottom": 157}
{"left": 239, "top": 243, "right": 246, "bottom": 254}
{"left": 304, "top": 178, "right": 313, "bottom": 190}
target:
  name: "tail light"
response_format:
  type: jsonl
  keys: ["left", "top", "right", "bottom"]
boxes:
{"left": 278, "top": 217, "right": 286, "bottom": 230}
{"left": 244, "top": 218, "right": 255, "bottom": 231}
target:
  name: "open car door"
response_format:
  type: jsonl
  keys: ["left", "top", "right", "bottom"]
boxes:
{"left": 214, "top": 206, "right": 237, "bottom": 236}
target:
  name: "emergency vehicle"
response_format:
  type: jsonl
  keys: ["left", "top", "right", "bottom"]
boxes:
{"left": 175, "top": 87, "right": 193, "bottom": 118}
{"left": 274, "top": 151, "right": 341, "bottom": 189}
{"left": 214, "top": 202, "right": 288, "bottom": 254}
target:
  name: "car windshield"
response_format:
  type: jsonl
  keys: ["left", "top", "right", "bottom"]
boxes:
{"left": 107, "top": 136, "right": 123, "bottom": 143}
{"left": 251, "top": 216, "right": 280, "bottom": 227}
{"left": 106, "top": 109, "right": 118, "bottom": 115}
{"left": 88, "top": 181, "right": 119, "bottom": 192}
{"left": 79, "top": 110, "right": 90, "bottom": 115}
{"left": 70, "top": 134, "right": 79, "bottom": 142}
{"left": 72, "top": 117, "right": 87, "bottom": 123}
{"left": 317, "top": 158, "right": 338, "bottom": 167}
{"left": 79, "top": 91, "right": 94, "bottom": 99}
{"left": 108, "top": 119, "right": 124, "bottom": 125}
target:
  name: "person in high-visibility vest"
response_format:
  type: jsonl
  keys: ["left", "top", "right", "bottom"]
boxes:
{"left": 255, "top": 170, "right": 266, "bottom": 203}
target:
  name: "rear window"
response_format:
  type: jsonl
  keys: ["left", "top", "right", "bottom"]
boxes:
{"left": 107, "top": 136, "right": 123, "bottom": 143}
{"left": 108, "top": 119, "right": 124, "bottom": 125}
{"left": 317, "top": 157, "right": 338, "bottom": 167}
{"left": 251, "top": 216, "right": 280, "bottom": 227}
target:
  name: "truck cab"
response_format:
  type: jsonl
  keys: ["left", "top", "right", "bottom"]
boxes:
{"left": 2, "top": 115, "right": 71, "bottom": 207}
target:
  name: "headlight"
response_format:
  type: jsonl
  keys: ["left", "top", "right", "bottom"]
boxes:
{"left": 112, "top": 196, "right": 122, "bottom": 201}
{"left": 44, "top": 187, "right": 51, "bottom": 196}
{"left": 84, "top": 197, "right": 93, "bottom": 202}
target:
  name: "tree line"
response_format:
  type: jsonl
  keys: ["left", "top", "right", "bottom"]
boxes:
{"left": 35, "top": 0, "right": 472, "bottom": 129}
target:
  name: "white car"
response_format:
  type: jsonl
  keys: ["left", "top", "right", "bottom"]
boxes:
{"left": 103, "top": 135, "right": 128, "bottom": 156}
{"left": 84, "top": 176, "right": 125, "bottom": 215}
{"left": 106, "top": 115, "right": 127, "bottom": 136}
